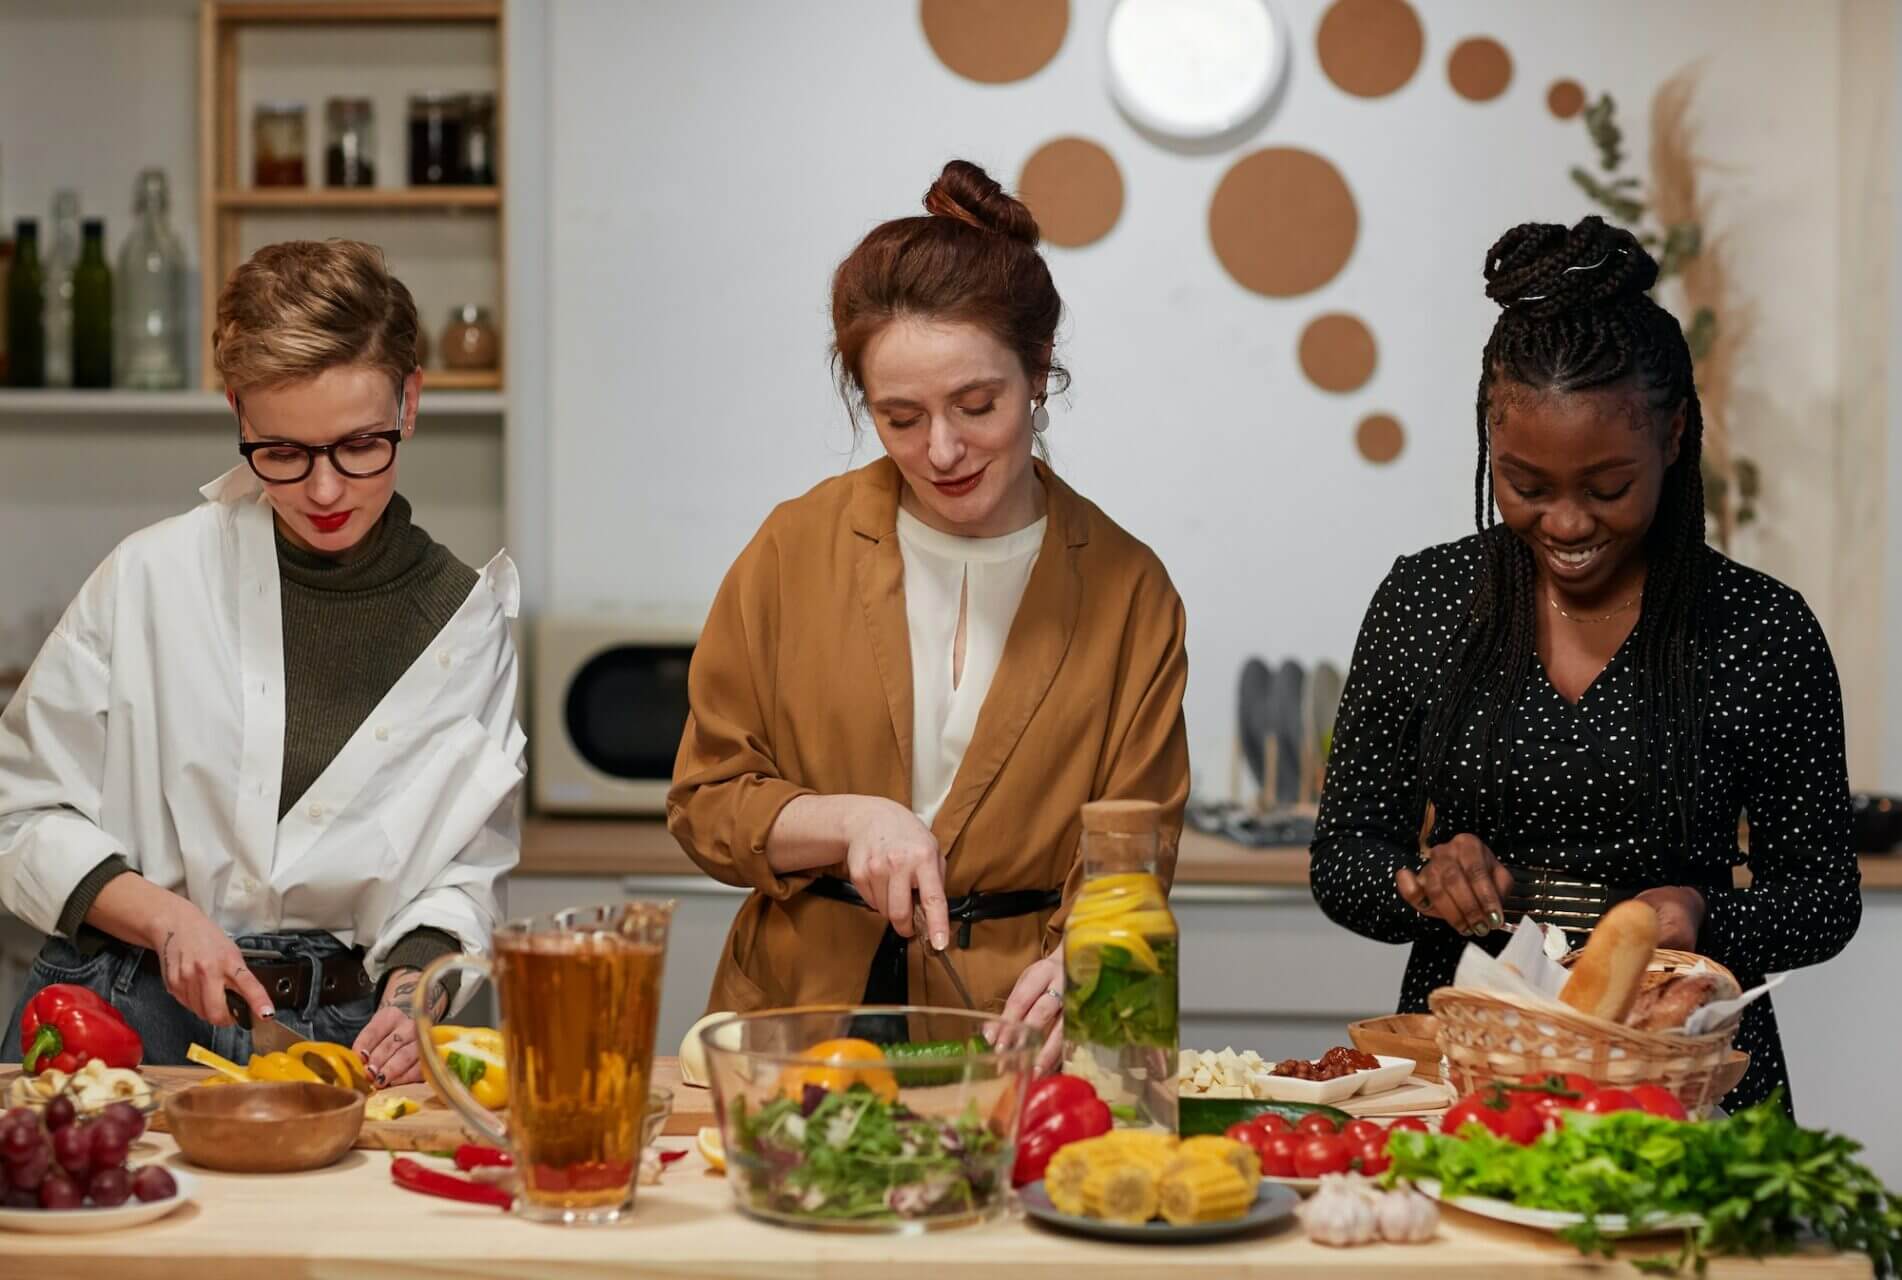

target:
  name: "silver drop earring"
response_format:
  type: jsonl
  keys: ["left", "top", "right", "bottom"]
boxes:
{"left": 1031, "top": 401, "right": 1050, "bottom": 433}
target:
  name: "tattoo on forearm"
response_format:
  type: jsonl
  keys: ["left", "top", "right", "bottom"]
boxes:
{"left": 159, "top": 930, "right": 175, "bottom": 975}
{"left": 384, "top": 974, "right": 448, "bottom": 1019}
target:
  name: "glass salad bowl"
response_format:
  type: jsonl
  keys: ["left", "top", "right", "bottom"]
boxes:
{"left": 698, "top": 1006, "right": 1040, "bottom": 1233}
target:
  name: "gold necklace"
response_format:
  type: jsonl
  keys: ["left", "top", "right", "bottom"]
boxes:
{"left": 1547, "top": 589, "right": 1642, "bottom": 624}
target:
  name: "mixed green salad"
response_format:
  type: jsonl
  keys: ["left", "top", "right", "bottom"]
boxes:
{"left": 731, "top": 1082, "right": 1008, "bottom": 1223}
{"left": 1385, "top": 1093, "right": 1902, "bottom": 1276}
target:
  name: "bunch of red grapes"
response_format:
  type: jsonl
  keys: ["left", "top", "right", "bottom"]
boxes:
{"left": 0, "top": 1096, "right": 177, "bottom": 1210}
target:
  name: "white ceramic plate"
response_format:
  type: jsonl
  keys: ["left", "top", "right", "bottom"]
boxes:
{"left": 1414, "top": 1178, "right": 1703, "bottom": 1237}
{"left": 1250, "top": 1056, "right": 1417, "bottom": 1105}
{"left": 0, "top": 1168, "right": 197, "bottom": 1234}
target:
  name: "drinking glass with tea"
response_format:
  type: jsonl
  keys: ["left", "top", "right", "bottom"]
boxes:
{"left": 413, "top": 900, "right": 675, "bottom": 1224}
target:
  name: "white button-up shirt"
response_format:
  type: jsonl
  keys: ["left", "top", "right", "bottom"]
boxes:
{"left": 0, "top": 467, "right": 525, "bottom": 1009}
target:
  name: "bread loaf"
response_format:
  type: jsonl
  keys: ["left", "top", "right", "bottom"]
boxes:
{"left": 1557, "top": 901, "right": 1659, "bottom": 1022}
{"left": 1626, "top": 970, "right": 1742, "bottom": 1031}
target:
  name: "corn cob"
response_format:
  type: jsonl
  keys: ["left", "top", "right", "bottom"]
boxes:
{"left": 1158, "top": 1158, "right": 1251, "bottom": 1225}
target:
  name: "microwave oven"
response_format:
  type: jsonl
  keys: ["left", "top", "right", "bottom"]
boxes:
{"left": 531, "top": 614, "right": 700, "bottom": 815}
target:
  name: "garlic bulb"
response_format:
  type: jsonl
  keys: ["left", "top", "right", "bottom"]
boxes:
{"left": 1374, "top": 1186, "right": 1439, "bottom": 1243}
{"left": 1298, "top": 1174, "right": 1379, "bottom": 1247}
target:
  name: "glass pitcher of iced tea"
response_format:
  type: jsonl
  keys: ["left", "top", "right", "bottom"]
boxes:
{"left": 413, "top": 900, "right": 675, "bottom": 1224}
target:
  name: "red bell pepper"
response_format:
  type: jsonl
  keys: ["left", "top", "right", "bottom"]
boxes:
{"left": 20, "top": 984, "right": 143, "bottom": 1076}
{"left": 1010, "top": 1074, "right": 1112, "bottom": 1187}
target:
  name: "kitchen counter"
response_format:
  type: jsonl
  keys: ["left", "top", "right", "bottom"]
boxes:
{"left": 3, "top": 1135, "right": 1871, "bottom": 1278}
{"left": 520, "top": 817, "right": 1902, "bottom": 891}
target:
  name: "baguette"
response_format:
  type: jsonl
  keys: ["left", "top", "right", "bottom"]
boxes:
{"left": 1558, "top": 901, "right": 1659, "bottom": 1022}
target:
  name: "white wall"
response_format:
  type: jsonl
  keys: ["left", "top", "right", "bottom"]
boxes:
{"left": 539, "top": 0, "right": 1855, "bottom": 795}
{"left": 1889, "top": 3, "right": 1902, "bottom": 794}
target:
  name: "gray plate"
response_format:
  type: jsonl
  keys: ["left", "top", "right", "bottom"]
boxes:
{"left": 1019, "top": 1179, "right": 1300, "bottom": 1243}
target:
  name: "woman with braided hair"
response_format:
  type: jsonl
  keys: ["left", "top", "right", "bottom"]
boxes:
{"left": 1310, "top": 215, "right": 1858, "bottom": 1111}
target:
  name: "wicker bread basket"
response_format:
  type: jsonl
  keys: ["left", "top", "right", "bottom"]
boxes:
{"left": 1429, "top": 949, "right": 1744, "bottom": 1112}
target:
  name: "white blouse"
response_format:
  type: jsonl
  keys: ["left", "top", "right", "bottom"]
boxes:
{"left": 896, "top": 507, "right": 1047, "bottom": 828}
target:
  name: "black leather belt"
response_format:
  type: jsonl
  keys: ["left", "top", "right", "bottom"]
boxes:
{"left": 137, "top": 946, "right": 373, "bottom": 1009}
{"left": 1500, "top": 863, "right": 1727, "bottom": 938}
{"left": 806, "top": 877, "right": 1061, "bottom": 1006}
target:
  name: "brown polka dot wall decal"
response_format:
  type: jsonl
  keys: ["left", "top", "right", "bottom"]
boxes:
{"left": 1547, "top": 79, "right": 1586, "bottom": 119}
{"left": 1356, "top": 413, "right": 1405, "bottom": 464}
{"left": 921, "top": 0, "right": 1068, "bottom": 85}
{"left": 1018, "top": 138, "right": 1123, "bottom": 248}
{"left": 1448, "top": 37, "right": 1513, "bottom": 102}
{"left": 1299, "top": 313, "right": 1377, "bottom": 393}
{"left": 1209, "top": 148, "right": 1358, "bottom": 298}
{"left": 1316, "top": 0, "right": 1424, "bottom": 98}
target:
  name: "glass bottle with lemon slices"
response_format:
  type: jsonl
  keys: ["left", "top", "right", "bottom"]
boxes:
{"left": 1062, "top": 799, "right": 1178, "bottom": 1132}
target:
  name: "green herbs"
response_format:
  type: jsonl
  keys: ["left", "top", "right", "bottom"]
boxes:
{"left": 1064, "top": 940, "right": 1178, "bottom": 1050}
{"left": 732, "top": 1084, "right": 1006, "bottom": 1222}
{"left": 1385, "top": 1095, "right": 1902, "bottom": 1276}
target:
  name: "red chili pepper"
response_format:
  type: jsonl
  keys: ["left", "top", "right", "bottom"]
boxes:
{"left": 1011, "top": 1075, "right": 1113, "bottom": 1187}
{"left": 20, "top": 984, "right": 144, "bottom": 1076}
{"left": 390, "top": 1157, "right": 516, "bottom": 1210}
{"left": 657, "top": 1149, "right": 688, "bottom": 1165}
{"left": 452, "top": 1144, "right": 514, "bottom": 1172}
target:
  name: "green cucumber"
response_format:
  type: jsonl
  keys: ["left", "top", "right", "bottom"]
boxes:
{"left": 883, "top": 1036, "right": 989, "bottom": 1087}
{"left": 1177, "top": 1096, "right": 1353, "bottom": 1137}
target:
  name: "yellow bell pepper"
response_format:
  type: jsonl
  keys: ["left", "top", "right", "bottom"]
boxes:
{"left": 365, "top": 1094, "right": 420, "bottom": 1122}
{"left": 289, "top": 1041, "right": 373, "bottom": 1095}
{"left": 431, "top": 1025, "right": 508, "bottom": 1109}
{"left": 247, "top": 1051, "right": 323, "bottom": 1084}
{"left": 778, "top": 1037, "right": 899, "bottom": 1103}
{"left": 187, "top": 1042, "right": 252, "bottom": 1082}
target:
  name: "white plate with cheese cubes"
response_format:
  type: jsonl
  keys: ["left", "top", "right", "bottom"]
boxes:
{"left": 1179, "top": 1049, "right": 1416, "bottom": 1106}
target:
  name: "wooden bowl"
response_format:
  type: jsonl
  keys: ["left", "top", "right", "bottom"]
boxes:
{"left": 162, "top": 1081, "right": 365, "bottom": 1173}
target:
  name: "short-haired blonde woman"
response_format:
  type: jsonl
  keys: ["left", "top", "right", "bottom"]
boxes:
{"left": 0, "top": 240, "right": 523, "bottom": 1086}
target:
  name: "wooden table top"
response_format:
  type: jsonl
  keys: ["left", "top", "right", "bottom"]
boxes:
{"left": 2, "top": 1133, "right": 1869, "bottom": 1278}
{"left": 518, "top": 816, "right": 1902, "bottom": 891}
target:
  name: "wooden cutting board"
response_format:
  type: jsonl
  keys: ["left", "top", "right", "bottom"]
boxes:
{"left": 6, "top": 1057, "right": 716, "bottom": 1153}
{"left": 1335, "top": 1075, "right": 1454, "bottom": 1118}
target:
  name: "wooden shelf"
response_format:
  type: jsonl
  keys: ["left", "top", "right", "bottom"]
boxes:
{"left": 0, "top": 389, "right": 504, "bottom": 417}
{"left": 214, "top": 187, "right": 499, "bottom": 211}
{"left": 424, "top": 369, "right": 501, "bottom": 391}
{"left": 211, "top": 2, "right": 499, "bottom": 24}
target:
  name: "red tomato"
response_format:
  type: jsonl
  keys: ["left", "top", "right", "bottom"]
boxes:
{"left": 1248, "top": 1113, "right": 1292, "bottom": 1136}
{"left": 1580, "top": 1088, "right": 1639, "bottom": 1115}
{"left": 1442, "top": 1098, "right": 1508, "bottom": 1138}
{"left": 1350, "top": 1135, "right": 1391, "bottom": 1175}
{"left": 1294, "top": 1113, "right": 1339, "bottom": 1137}
{"left": 1293, "top": 1134, "right": 1352, "bottom": 1178}
{"left": 1258, "top": 1131, "right": 1300, "bottom": 1178}
{"left": 1225, "top": 1121, "right": 1260, "bottom": 1145}
{"left": 1628, "top": 1085, "right": 1688, "bottom": 1121}
{"left": 1384, "top": 1116, "right": 1430, "bottom": 1136}
{"left": 1340, "top": 1120, "right": 1385, "bottom": 1145}
{"left": 1498, "top": 1102, "right": 1546, "bottom": 1146}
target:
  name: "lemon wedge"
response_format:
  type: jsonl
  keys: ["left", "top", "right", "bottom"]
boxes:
{"left": 697, "top": 1125, "right": 726, "bottom": 1174}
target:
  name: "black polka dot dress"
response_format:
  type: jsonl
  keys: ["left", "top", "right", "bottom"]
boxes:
{"left": 1310, "top": 534, "right": 1860, "bottom": 1114}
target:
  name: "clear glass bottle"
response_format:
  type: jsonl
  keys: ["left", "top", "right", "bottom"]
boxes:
{"left": 5, "top": 220, "right": 44, "bottom": 388}
{"left": 1062, "top": 800, "right": 1180, "bottom": 1132}
{"left": 72, "top": 219, "right": 112, "bottom": 389}
{"left": 325, "top": 98, "right": 376, "bottom": 189}
{"left": 115, "top": 170, "right": 187, "bottom": 391}
{"left": 41, "top": 190, "right": 80, "bottom": 388}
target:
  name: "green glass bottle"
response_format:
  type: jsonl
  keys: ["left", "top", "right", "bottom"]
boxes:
{"left": 72, "top": 219, "right": 112, "bottom": 389}
{"left": 5, "top": 219, "right": 44, "bottom": 388}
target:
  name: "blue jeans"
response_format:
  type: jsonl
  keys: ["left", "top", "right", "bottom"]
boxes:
{"left": 4, "top": 931, "right": 376, "bottom": 1066}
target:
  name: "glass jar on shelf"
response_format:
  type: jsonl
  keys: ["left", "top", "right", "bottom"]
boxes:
{"left": 441, "top": 304, "right": 498, "bottom": 371}
{"left": 253, "top": 102, "right": 308, "bottom": 188}
{"left": 408, "top": 93, "right": 464, "bottom": 186}
{"left": 460, "top": 92, "right": 496, "bottom": 185}
{"left": 325, "top": 98, "right": 376, "bottom": 189}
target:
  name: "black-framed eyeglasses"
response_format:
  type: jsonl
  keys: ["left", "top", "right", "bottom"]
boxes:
{"left": 234, "top": 390, "right": 405, "bottom": 484}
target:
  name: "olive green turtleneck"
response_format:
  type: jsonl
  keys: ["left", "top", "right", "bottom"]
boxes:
{"left": 61, "top": 495, "right": 480, "bottom": 990}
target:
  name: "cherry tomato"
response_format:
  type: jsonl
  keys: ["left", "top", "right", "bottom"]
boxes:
{"left": 1498, "top": 1102, "right": 1546, "bottom": 1146}
{"left": 1580, "top": 1088, "right": 1639, "bottom": 1115}
{"left": 1441, "top": 1098, "right": 1508, "bottom": 1138}
{"left": 1225, "top": 1121, "right": 1260, "bottom": 1145}
{"left": 1384, "top": 1116, "right": 1430, "bottom": 1136}
{"left": 1349, "top": 1135, "right": 1391, "bottom": 1175}
{"left": 1248, "top": 1113, "right": 1292, "bottom": 1136}
{"left": 1293, "top": 1134, "right": 1352, "bottom": 1178}
{"left": 1340, "top": 1119, "right": 1385, "bottom": 1145}
{"left": 1258, "top": 1131, "right": 1300, "bottom": 1178}
{"left": 1628, "top": 1085, "right": 1688, "bottom": 1121}
{"left": 1294, "top": 1113, "right": 1339, "bottom": 1137}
